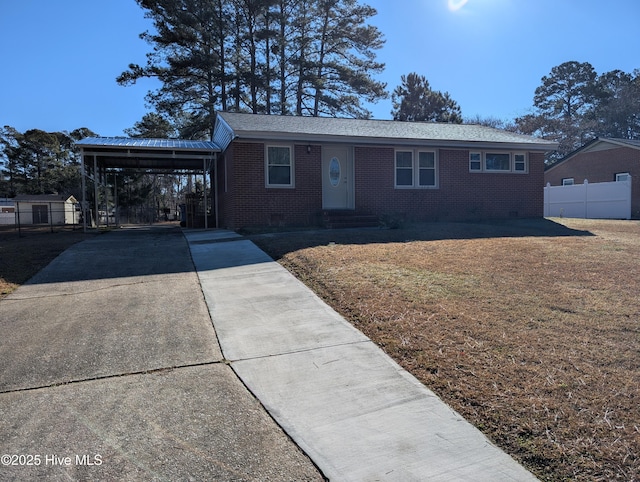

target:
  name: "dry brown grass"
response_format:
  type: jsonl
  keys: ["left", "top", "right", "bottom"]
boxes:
{"left": 251, "top": 218, "right": 640, "bottom": 481}
{"left": 0, "top": 225, "right": 97, "bottom": 298}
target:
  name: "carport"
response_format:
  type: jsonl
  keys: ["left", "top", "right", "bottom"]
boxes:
{"left": 76, "top": 138, "right": 220, "bottom": 231}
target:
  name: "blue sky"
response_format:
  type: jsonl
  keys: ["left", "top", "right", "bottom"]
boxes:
{"left": 1, "top": 0, "right": 639, "bottom": 137}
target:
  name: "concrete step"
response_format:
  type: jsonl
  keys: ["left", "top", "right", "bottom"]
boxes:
{"left": 322, "top": 210, "right": 379, "bottom": 229}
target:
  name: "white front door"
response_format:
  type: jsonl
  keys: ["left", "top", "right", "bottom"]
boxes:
{"left": 322, "top": 146, "right": 353, "bottom": 209}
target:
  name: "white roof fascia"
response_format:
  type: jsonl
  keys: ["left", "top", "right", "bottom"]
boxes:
{"left": 213, "top": 115, "right": 236, "bottom": 152}
{"left": 230, "top": 131, "right": 557, "bottom": 152}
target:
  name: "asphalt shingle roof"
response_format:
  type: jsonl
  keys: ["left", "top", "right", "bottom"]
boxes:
{"left": 607, "top": 138, "right": 640, "bottom": 148}
{"left": 216, "top": 112, "right": 557, "bottom": 149}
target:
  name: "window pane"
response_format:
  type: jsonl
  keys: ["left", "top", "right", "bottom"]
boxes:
{"left": 269, "top": 165, "right": 291, "bottom": 185}
{"left": 268, "top": 146, "right": 290, "bottom": 166}
{"left": 485, "top": 153, "right": 510, "bottom": 170}
{"left": 419, "top": 169, "right": 435, "bottom": 186}
{"left": 419, "top": 151, "right": 435, "bottom": 168}
{"left": 514, "top": 153, "right": 526, "bottom": 171}
{"left": 470, "top": 152, "right": 481, "bottom": 171}
{"left": 267, "top": 146, "right": 292, "bottom": 185}
{"left": 396, "top": 151, "right": 413, "bottom": 186}
{"left": 418, "top": 152, "right": 435, "bottom": 186}
{"left": 396, "top": 169, "right": 413, "bottom": 186}
{"left": 396, "top": 151, "right": 412, "bottom": 168}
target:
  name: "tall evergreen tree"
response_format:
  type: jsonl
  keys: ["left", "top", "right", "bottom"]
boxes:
{"left": 391, "top": 73, "right": 462, "bottom": 123}
{"left": 591, "top": 69, "right": 640, "bottom": 139}
{"left": 124, "top": 112, "right": 177, "bottom": 138}
{"left": 516, "top": 61, "right": 640, "bottom": 163}
{"left": 0, "top": 127, "right": 92, "bottom": 197}
{"left": 306, "top": 0, "right": 387, "bottom": 117}
{"left": 118, "top": 0, "right": 227, "bottom": 139}
{"left": 0, "top": 126, "right": 22, "bottom": 196}
{"left": 118, "top": 0, "right": 387, "bottom": 137}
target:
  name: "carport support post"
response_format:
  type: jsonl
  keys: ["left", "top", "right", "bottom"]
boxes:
{"left": 114, "top": 173, "right": 119, "bottom": 227}
{"left": 203, "top": 158, "right": 208, "bottom": 230}
{"left": 214, "top": 153, "right": 218, "bottom": 229}
{"left": 94, "top": 156, "right": 99, "bottom": 229}
{"left": 16, "top": 202, "right": 21, "bottom": 237}
{"left": 48, "top": 202, "right": 53, "bottom": 233}
{"left": 80, "top": 150, "right": 87, "bottom": 233}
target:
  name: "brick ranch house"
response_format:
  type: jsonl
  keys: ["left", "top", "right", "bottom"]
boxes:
{"left": 544, "top": 137, "right": 640, "bottom": 218}
{"left": 212, "top": 112, "right": 557, "bottom": 229}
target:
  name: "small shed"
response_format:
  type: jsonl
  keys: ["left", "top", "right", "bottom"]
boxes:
{"left": 0, "top": 198, "right": 15, "bottom": 225}
{"left": 13, "top": 194, "right": 79, "bottom": 225}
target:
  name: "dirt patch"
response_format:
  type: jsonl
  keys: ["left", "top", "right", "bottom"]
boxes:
{"left": 252, "top": 218, "right": 640, "bottom": 481}
{"left": 0, "top": 226, "right": 97, "bottom": 297}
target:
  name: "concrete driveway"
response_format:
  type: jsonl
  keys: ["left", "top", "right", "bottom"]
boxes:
{"left": 0, "top": 226, "right": 322, "bottom": 481}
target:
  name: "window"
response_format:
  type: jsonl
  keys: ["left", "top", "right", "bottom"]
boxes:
{"left": 562, "top": 178, "right": 574, "bottom": 186}
{"left": 616, "top": 172, "right": 630, "bottom": 182}
{"left": 395, "top": 151, "right": 413, "bottom": 186}
{"left": 418, "top": 151, "right": 436, "bottom": 186}
{"left": 514, "top": 153, "right": 526, "bottom": 172}
{"left": 395, "top": 149, "right": 437, "bottom": 188}
{"left": 470, "top": 152, "right": 481, "bottom": 171}
{"left": 469, "top": 151, "right": 528, "bottom": 173}
{"left": 485, "top": 153, "right": 511, "bottom": 171}
{"left": 266, "top": 145, "right": 293, "bottom": 187}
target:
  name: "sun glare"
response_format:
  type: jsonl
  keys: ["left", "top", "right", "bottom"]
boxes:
{"left": 448, "top": 0, "right": 469, "bottom": 11}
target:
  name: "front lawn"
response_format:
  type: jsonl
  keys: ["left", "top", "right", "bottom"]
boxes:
{"left": 251, "top": 218, "right": 640, "bottom": 481}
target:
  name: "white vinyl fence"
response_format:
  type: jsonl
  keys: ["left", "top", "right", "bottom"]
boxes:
{"left": 544, "top": 179, "right": 632, "bottom": 220}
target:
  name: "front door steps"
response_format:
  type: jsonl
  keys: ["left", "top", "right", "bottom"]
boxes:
{"left": 321, "top": 210, "right": 379, "bottom": 229}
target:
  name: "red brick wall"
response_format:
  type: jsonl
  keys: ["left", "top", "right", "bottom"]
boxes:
{"left": 218, "top": 142, "right": 547, "bottom": 229}
{"left": 355, "top": 147, "right": 545, "bottom": 222}
{"left": 218, "top": 142, "right": 322, "bottom": 229}
{"left": 215, "top": 143, "right": 234, "bottom": 228}
{"left": 544, "top": 146, "right": 639, "bottom": 216}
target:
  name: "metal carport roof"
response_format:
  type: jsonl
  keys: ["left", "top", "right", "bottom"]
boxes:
{"left": 76, "top": 137, "right": 221, "bottom": 231}
{"left": 76, "top": 137, "right": 220, "bottom": 172}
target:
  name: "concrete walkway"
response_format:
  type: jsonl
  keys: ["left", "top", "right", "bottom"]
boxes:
{"left": 185, "top": 229, "right": 538, "bottom": 481}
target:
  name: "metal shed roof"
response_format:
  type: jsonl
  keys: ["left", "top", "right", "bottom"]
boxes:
{"left": 76, "top": 137, "right": 220, "bottom": 171}
{"left": 13, "top": 194, "right": 77, "bottom": 203}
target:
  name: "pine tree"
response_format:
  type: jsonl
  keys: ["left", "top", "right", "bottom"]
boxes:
{"left": 391, "top": 73, "right": 462, "bottom": 123}
{"left": 118, "top": 0, "right": 387, "bottom": 137}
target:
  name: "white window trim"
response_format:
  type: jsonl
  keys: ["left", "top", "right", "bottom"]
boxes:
{"left": 469, "top": 152, "right": 482, "bottom": 171}
{"left": 469, "top": 151, "right": 528, "bottom": 174}
{"left": 562, "top": 178, "right": 574, "bottom": 186}
{"left": 265, "top": 144, "right": 295, "bottom": 188}
{"left": 616, "top": 172, "right": 630, "bottom": 182}
{"left": 513, "top": 152, "right": 527, "bottom": 172}
{"left": 394, "top": 148, "right": 438, "bottom": 189}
